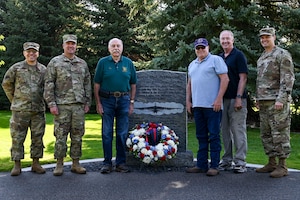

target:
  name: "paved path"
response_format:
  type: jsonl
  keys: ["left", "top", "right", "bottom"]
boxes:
{"left": 0, "top": 159, "right": 299, "bottom": 200}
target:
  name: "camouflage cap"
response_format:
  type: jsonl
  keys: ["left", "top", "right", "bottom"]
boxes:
{"left": 259, "top": 27, "right": 276, "bottom": 36}
{"left": 63, "top": 34, "right": 77, "bottom": 43}
{"left": 23, "top": 42, "right": 40, "bottom": 51}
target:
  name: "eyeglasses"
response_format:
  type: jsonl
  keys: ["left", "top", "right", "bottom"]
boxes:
{"left": 195, "top": 46, "right": 206, "bottom": 50}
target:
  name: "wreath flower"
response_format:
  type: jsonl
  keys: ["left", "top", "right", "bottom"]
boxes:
{"left": 126, "top": 122, "right": 179, "bottom": 164}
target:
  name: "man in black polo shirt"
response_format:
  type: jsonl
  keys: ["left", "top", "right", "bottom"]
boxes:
{"left": 218, "top": 30, "right": 248, "bottom": 173}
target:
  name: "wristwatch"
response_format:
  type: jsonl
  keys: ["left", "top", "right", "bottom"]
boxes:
{"left": 130, "top": 99, "right": 135, "bottom": 104}
{"left": 236, "top": 94, "right": 242, "bottom": 98}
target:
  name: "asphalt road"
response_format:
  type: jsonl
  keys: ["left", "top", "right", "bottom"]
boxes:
{"left": 0, "top": 165, "right": 299, "bottom": 200}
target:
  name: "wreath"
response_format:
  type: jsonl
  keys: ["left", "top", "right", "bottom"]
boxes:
{"left": 126, "top": 122, "right": 179, "bottom": 164}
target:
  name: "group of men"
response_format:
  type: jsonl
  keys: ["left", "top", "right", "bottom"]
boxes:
{"left": 186, "top": 27, "right": 294, "bottom": 178}
{"left": 2, "top": 27, "right": 295, "bottom": 179}
{"left": 2, "top": 35, "right": 137, "bottom": 176}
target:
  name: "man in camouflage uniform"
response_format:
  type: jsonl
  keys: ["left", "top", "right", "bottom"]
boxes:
{"left": 255, "top": 27, "right": 295, "bottom": 178}
{"left": 2, "top": 42, "right": 47, "bottom": 176}
{"left": 44, "top": 34, "right": 92, "bottom": 176}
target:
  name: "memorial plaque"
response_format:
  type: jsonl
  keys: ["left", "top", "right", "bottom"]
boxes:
{"left": 127, "top": 70, "right": 193, "bottom": 167}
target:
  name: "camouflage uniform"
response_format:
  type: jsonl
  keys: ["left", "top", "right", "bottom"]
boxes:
{"left": 44, "top": 51, "right": 92, "bottom": 159}
{"left": 256, "top": 46, "right": 294, "bottom": 158}
{"left": 2, "top": 54, "right": 46, "bottom": 161}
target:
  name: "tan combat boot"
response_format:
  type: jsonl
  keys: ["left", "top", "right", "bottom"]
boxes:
{"left": 270, "top": 158, "right": 288, "bottom": 178}
{"left": 71, "top": 158, "right": 86, "bottom": 174}
{"left": 31, "top": 158, "right": 46, "bottom": 174}
{"left": 53, "top": 158, "right": 64, "bottom": 176}
{"left": 11, "top": 160, "right": 21, "bottom": 176}
{"left": 255, "top": 157, "right": 277, "bottom": 173}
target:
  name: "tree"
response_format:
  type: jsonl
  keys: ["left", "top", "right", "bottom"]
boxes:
{"left": 75, "top": 0, "right": 152, "bottom": 71}
{"left": 0, "top": 0, "right": 150, "bottom": 110}
{"left": 0, "top": 0, "right": 84, "bottom": 109}
{"left": 124, "top": 0, "right": 300, "bottom": 127}
{"left": 1, "top": 0, "right": 88, "bottom": 67}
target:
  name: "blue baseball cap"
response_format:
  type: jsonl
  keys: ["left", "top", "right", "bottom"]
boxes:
{"left": 194, "top": 38, "right": 209, "bottom": 48}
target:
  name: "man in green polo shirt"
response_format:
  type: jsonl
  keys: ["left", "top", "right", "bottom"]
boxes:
{"left": 94, "top": 38, "right": 137, "bottom": 174}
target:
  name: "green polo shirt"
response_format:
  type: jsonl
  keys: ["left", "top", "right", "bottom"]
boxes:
{"left": 94, "top": 55, "right": 137, "bottom": 92}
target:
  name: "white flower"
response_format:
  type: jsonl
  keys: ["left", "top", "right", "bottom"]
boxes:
{"left": 167, "top": 155, "right": 172, "bottom": 159}
{"left": 161, "top": 129, "right": 169, "bottom": 135}
{"left": 143, "top": 156, "right": 152, "bottom": 164}
{"left": 130, "top": 129, "right": 139, "bottom": 136}
{"left": 156, "top": 143, "right": 164, "bottom": 150}
{"left": 146, "top": 150, "right": 153, "bottom": 156}
{"left": 141, "top": 148, "right": 148, "bottom": 154}
{"left": 139, "top": 137, "right": 145, "bottom": 143}
{"left": 167, "top": 140, "right": 175, "bottom": 147}
{"left": 132, "top": 144, "right": 138, "bottom": 152}
{"left": 138, "top": 142, "right": 146, "bottom": 149}
{"left": 174, "top": 145, "right": 178, "bottom": 152}
{"left": 157, "top": 150, "right": 165, "bottom": 157}
{"left": 126, "top": 138, "right": 132, "bottom": 147}
{"left": 137, "top": 128, "right": 146, "bottom": 136}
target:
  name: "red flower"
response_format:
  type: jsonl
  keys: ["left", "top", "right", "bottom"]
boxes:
{"left": 160, "top": 156, "right": 166, "bottom": 161}
{"left": 152, "top": 150, "right": 157, "bottom": 156}
{"left": 139, "top": 153, "right": 145, "bottom": 159}
{"left": 171, "top": 147, "right": 176, "bottom": 153}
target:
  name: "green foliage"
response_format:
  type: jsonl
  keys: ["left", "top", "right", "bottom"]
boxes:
{"left": 0, "top": 35, "right": 5, "bottom": 67}
{"left": 0, "top": 0, "right": 300, "bottom": 127}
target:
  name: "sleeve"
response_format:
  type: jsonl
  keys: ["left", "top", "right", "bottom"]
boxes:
{"left": 277, "top": 51, "right": 295, "bottom": 103}
{"left": 43, "top": 60, "right": 57, "bottom": 107}
{"left": 84, "top": 64, "right": 92, "bottom": 106}
{"left": 1, "top": 66, "right": 15, "bottom": 102}
{"left": 214, "top": 56, "right": 228, "bottom": 74}
{"left": 129, "top": 61, "right": 137, "bottom": 85}
{"left": 94, "top": 59, "right": 103, "bottom": 84}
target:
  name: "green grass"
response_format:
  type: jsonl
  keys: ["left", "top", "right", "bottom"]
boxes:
{"left": 187, "top": 123, "right": 300, "bottom": 170}
{"left": 0, "top": 110, "right": 299, "bottom": 171}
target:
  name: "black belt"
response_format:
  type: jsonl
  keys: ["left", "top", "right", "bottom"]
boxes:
{"left": 100, "top": 90, "right": 129, "bottom": 98}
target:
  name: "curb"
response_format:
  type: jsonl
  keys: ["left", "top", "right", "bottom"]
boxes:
{"left": 21, "top": 158, "right": 300, "bottom": 172}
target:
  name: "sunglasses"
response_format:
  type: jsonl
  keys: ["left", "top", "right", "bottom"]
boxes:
{"left": 195, "top": 46, "right": 206, "bottom": 50}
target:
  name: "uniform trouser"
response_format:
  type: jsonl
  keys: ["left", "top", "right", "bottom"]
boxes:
{"left": 53, "top": 104, "right": 85, "bottom": 159}
{"left": 221, "top": 98, "right": 248, "bottom": 166}
{"left": 259, "top": 100, "right": 291, "bottom": 158}
{"left": 10, "top": 111, "right": 45, "bottom": 160}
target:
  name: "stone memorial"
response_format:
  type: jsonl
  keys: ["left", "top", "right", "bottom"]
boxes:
{"left": 127, "top": 70, "right": 194, "bottom": 167}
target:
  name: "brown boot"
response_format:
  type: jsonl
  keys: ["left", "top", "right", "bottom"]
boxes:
{"left": 255, "top": 157, "right": 276, "bottom": 173}
{"left": 11, "top": 160, "right": 21, "bottom": 176}
{"left": 53, "top": 158, "right": 64, "bottom": 176}
{"left": 71, "top": 159, "right": 86, "bottom": 174}
{"left": 31, "top": 158, "right": 46, "bottom": 174}
{"left": 270, "top": 158, "right": 288, "bottom": 178}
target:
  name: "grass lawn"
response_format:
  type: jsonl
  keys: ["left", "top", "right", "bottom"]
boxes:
{"left": 0, "top": 110, "right": 299, "bottom": 171}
